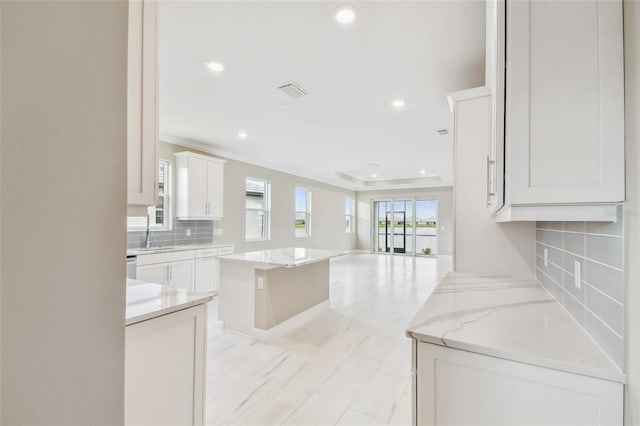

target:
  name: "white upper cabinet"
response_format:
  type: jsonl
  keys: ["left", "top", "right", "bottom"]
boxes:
{"left": 175, "top": 152, "right": 226, "bottom": 220}
{"left": 488, "top": 0, "right": 624, "bottom": 221}
{"left": 127, "top": 0, "right": 158, "bottom": 207}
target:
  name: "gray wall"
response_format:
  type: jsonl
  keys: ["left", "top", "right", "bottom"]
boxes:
{"left": 157, "top": 141, "right": 357, "bottom": 253}
{"left": 624, "top": 0, "right": 640, "bottom": 422}
{"left": 535, "top": 211, "right": 624, "bottom": 369}
{"left": 1, "top": 1, "right": 127, "bottom": 424}
{"left": 355, "top": 187, "right": 453, "bottom": 255}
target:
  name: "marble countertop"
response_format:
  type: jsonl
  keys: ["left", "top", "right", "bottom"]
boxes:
{"left": 406, "top": 272, "right": 624, "bottom": 383}
{"left": 127, "top": 243, "right": 234, "bottom": 257}
{"left": 126, "top": 279, "right": 212, "bottom": 326}
{"left": 218, "top": 247, "right": 346, "bottom": 269}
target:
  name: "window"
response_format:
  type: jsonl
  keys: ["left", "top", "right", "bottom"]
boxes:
{"left": 295, "top": 187, "right": 311, "bottom": 238}
{"left": 345, "top": 196, "right": 354, "bottom": 233}
{"left": 127, "top": 159, "right": 171, "bottom": 230}
{"left": 246, "top": 177, "right": 270, "bottom": 241}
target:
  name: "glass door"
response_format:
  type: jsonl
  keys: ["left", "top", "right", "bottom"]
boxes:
{"left": 415, "top": 199, "right": 438, "bottom": 256}
{"left": 372, "top": 198, "right": 438, "bottom": 256}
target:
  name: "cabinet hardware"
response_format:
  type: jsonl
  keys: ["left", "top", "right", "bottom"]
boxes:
{"left": 486, "top": 156, "right": 496, "bottom": 207}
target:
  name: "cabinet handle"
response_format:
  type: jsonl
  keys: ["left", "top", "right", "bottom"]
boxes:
{"left": 168, "top": 265, "right": 172, "bottom": 281}
{"left": 486, "top": 156, "right": 496, "bottom": 207}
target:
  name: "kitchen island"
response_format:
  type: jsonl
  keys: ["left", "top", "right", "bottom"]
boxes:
{"left": 406, "top": 273, "right": 624, "bottom": 426}
{"left": 125, "top": 279, "right": 212, "bottom": 426}
{"left": 217, "top": 247, "right": 345, "bottom": 340}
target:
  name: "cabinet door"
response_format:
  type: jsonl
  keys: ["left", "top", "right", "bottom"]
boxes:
{"left": 416, "top": 342, "right": 622, "bottom": 426}
{"left": 136, "top": 263, "right": 167, "bottom": 286}
{"left": 127, "top": 0, "right": 158, "bottom": 206}
{"left": 506, "top": 0, "right": 624, "bottom": 205}
{"left": 195, "top": 257, "right": 217, "bottom": 293}
{"left": 207, "top": 160, "right": 224, "bottom": 219}
{"left": 169, "top": 259, "right": 195, "bottom": 291}
{"left": 125, "top": 304, "right": 206, "bottom": 426}
{"left": 188, "top": 157, "right": 208, "bottom": 218}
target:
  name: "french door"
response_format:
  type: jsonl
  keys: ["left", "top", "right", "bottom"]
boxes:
{"left": 372, "top": 198, "right": 438, "bottom": 256}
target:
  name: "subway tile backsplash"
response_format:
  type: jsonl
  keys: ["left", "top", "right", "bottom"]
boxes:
{"left": 535, "top": 205, "right": 624, "bottom": 369}
{"left": 127, "top": 218, "right": 214, "bottom": 249}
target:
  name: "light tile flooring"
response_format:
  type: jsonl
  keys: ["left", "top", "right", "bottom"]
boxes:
{"left": 205, "top": 253, "right": 452, "bottom": 426}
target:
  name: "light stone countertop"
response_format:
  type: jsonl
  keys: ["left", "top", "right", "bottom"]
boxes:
{"left": 217, "top": 247, "right": 346, "bottom": 269}
{"left": 406, "top": 272, "right": 625, "bottom": 383}
{"left": 126, "top": 279, "right": 212, "bottom": 326}
{"left": 127, "top": 243, "right": 234, "bottom": 257}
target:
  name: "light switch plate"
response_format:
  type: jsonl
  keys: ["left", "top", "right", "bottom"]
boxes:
{"left": 543, "top": 248, "right": 548, "bottom": 267}
{"left": 257, "top": 277, "right": 264, "bottom": 290}
{"left": 574, "top": 260, "right": 581, "bottom": 289}
{"left": 186, "top": 229, "right": 191, "bottom": 237}
{"left": 214, "top": 228, "right": 223, "bottom": 235}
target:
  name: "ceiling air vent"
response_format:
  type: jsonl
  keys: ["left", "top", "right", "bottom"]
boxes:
{"left": 277, "top": 81, "right": 307, "bottom": 98}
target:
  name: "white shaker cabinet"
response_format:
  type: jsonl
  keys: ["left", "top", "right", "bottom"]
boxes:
{"left": 175, "top": 152, "right": 226, "bottom": 220}
{"left": 486, "top": 0, "right": 624, "bottom": 221}
{"left": 136, "top": 251, "right": 195, "bottom": 291}
{"left": 127, "top": 0, "right": 158, "bottom": 207}
{"left": 125, "top": 303, "right": 206, "bottom": 426}
{"left": 414, "top": 341, "right": 623, "bottom": 426}
{"left": 194, "top": 246, "right": 234, "bottom": 293}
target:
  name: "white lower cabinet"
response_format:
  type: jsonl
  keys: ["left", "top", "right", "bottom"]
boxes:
{"left": 194, "top": 246, "right": 234, "bottom": 293}
{"left": 413, "top": 341, "right": 623, "bottom": 426}
{"left": 195, "top": 256, "right": 217, "bottom": 293}
{"left": 136, "top": 250, "right": 195, "bottom": 290}
{"left": 125, "top": 303, "right": 206, "bottom": 426}
{"left": 137, "top": 245, "right": 234, "bottom": 293}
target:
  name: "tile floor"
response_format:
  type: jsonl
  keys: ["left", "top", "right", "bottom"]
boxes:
{"left": 205, "top": 253, "right": 452, "bottom": 426}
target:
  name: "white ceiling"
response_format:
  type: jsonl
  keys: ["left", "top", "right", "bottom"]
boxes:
{"left": 158, "top": 1, "right": 486, "bottom": 191}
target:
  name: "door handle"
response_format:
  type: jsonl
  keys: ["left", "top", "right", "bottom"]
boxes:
{"left": 486, "top": 156, "right": 496, "bottom": 207}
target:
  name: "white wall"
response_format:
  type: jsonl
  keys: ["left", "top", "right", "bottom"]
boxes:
{"left": 355, "top": 187, "right": 453, "bottom": 255}
{"left": 624, "top": 0, "right": 640, "bottom": 422}
{"left": 1, "top": 2, "right": 127, "bottom": 424}
{"left": 159, "top": 141, "right": 357, "bottom": 253}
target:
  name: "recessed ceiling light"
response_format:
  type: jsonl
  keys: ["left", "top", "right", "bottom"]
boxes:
{"left": 335, "top": 5, "right": 356, "bottom": 24}
{"left": 391, "top": 99, "right": 406, "bottom": 109}
{"left": 238, "top": 131, "right": 248, "bottom": 139}
{"left": 205, "top": 61, "right": 224, "bottom": 73}
{"left": 371, "top": 173, "right": 378, "bottom": 178}
{"left": 420, "top": 170, "right": 426, "bottom": 175}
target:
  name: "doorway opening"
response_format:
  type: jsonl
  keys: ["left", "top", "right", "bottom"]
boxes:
{"left": 372, "top": 198, "right": 438, "bottom": 256}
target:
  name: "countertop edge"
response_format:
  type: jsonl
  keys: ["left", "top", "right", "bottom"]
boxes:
{"left": 126, "top": 294, "right": 213, "bottom": 326}
{"left": 407, "top": 330, "right": 625, "bottom": 384}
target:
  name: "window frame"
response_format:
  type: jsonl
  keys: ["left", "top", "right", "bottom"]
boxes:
{"left": 245, "top": 177, "right": 271, "bottom": 242}
{"left": 127, "top": 158, "right": 172, "bottom": 231}
{"left": 295, "top": 186, "right": 312, "bottom": 238}
{"left": 345, "top": 196, "right": 355, "bottom": 234}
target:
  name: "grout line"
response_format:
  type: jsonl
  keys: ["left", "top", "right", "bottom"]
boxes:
{"left": 535, "top": 228, "right": 622, "bottom": 238}
{"left": 583, "top": 280, "right": 623, "bottom": 306}
{"left": 585, "top": 305, "right": 624, "bottom": 340}
{"left": 536, "top": 241, "right": 623, "bottom": 272}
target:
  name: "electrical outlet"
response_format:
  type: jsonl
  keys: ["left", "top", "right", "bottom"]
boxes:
{"left": 543, "top": 248, "right": 548, "bottom": 267}
{"left": 186, "top": 229, "right": 191, "bottom": 237}
{"left": 574, "top": 260, "right": 581, "bottom": 289}
{"left": 214, "top": 228, "right": 223, "bottom": 236}
{"left": 257, "top": 277, "right": 264, "bottom": 290}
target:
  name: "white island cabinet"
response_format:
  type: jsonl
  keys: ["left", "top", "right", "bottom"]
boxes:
{"left": 125, "top": 279, "right": 212, "bottom": 426}
{"left": 175, "top": 152, "right": 226, "bottom": 220}
{"left": 406, "top": 273, "right": 624, "bottom": 426}
{"left": 218, "top": 247, "right": 345, "bottom": 341}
